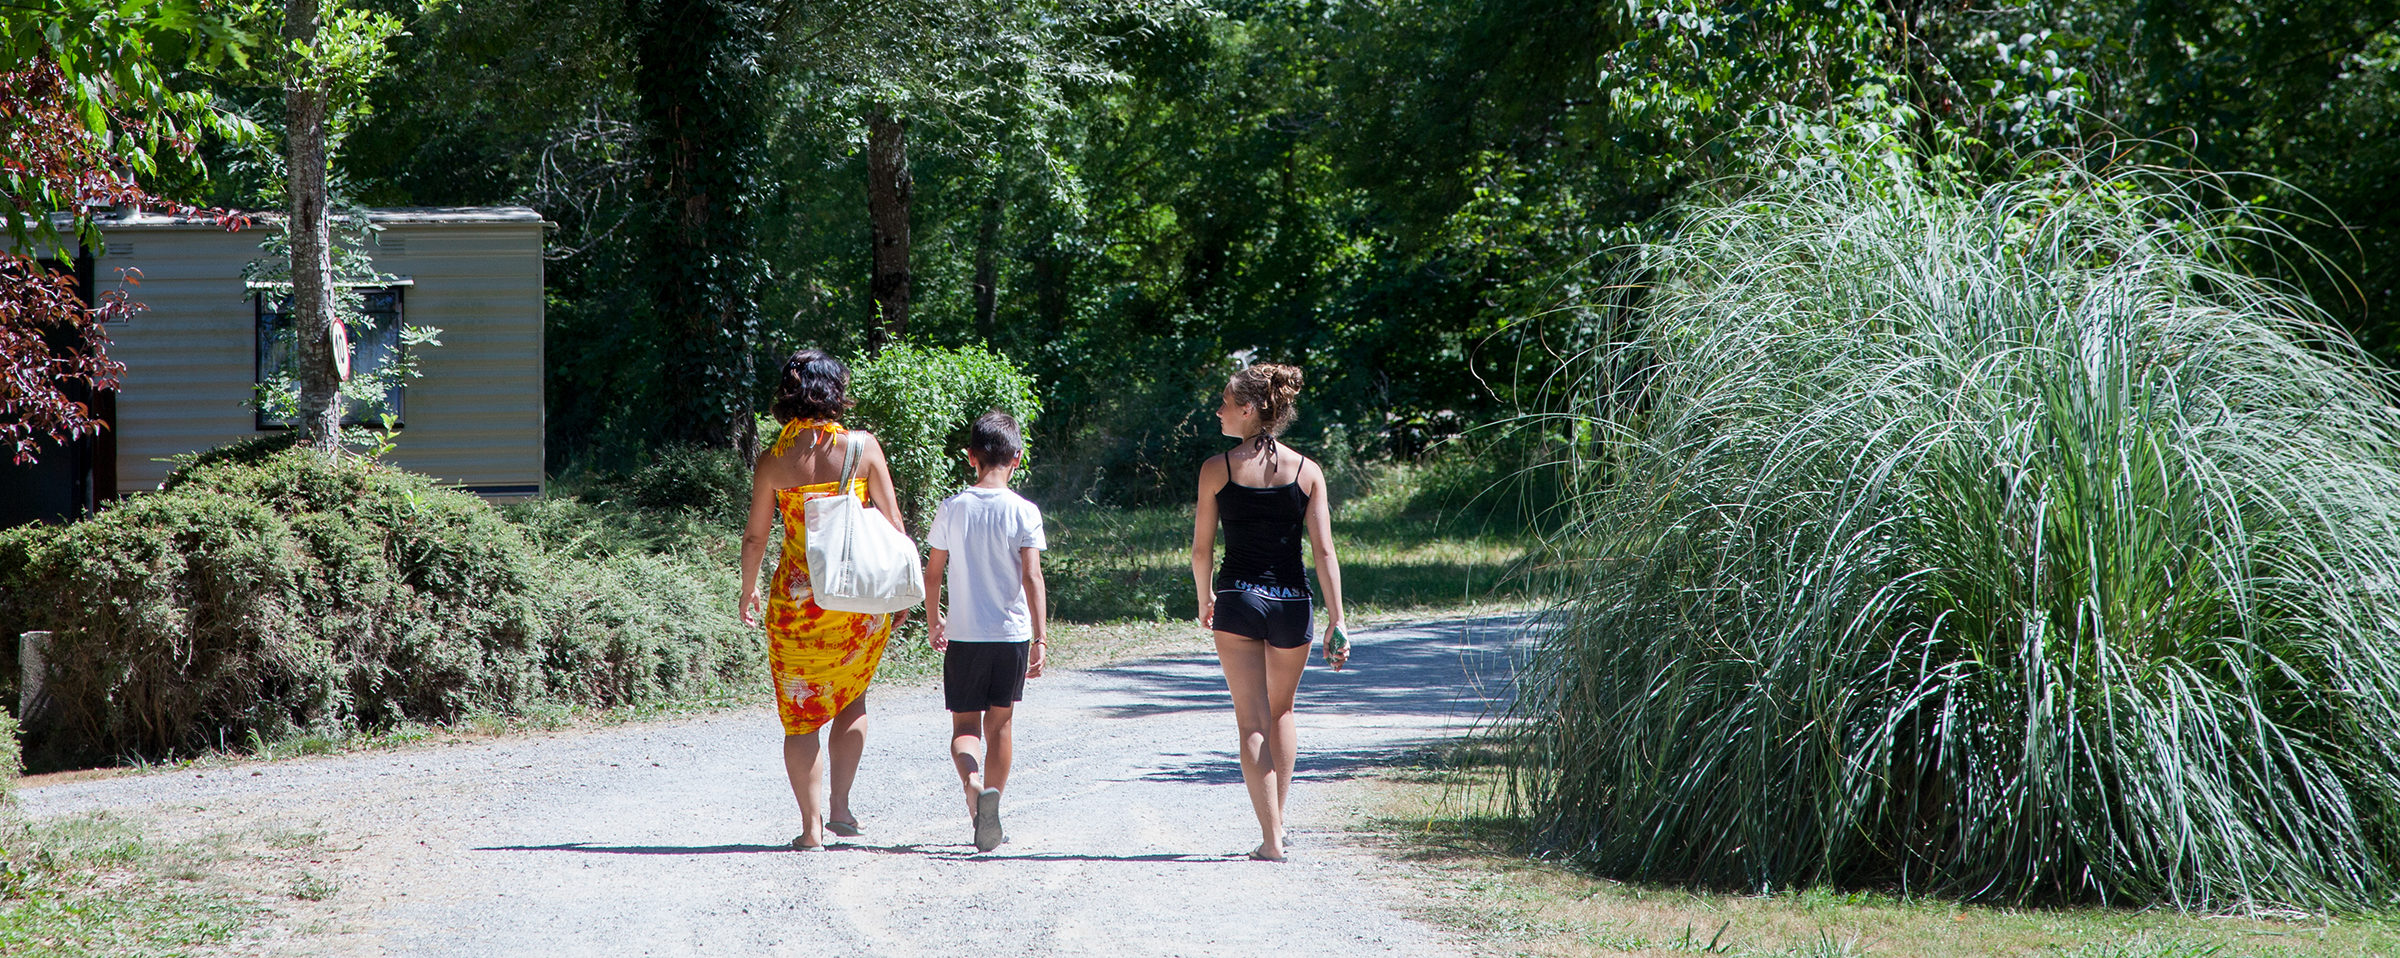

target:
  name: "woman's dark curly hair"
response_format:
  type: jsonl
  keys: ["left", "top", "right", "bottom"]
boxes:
{"left": 772, "top": 348, "right": 854, "bottom": 422}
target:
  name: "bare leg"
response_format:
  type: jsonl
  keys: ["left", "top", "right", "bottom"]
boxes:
{"left": 951, "top": 710, "right": 986, "bottom": 815}
{"left": 783, "top": 730, "right": 826, "bottom": 847}
{"left": 1261, "top": 641, "right": 1309, "bottom": 832}
{"left": 826, "top": 695, "right": 869, "bottom": 826}
{"left": 1217, "top": 632, "right": 1308, "bottom": 860}
{"left": 983, "top": 706, "right": 1016, "bottom": 796}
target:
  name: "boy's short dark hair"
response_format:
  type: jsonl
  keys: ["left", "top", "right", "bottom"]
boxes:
{"left": 967, "top": 410, "right": 1024, "bottom": 465}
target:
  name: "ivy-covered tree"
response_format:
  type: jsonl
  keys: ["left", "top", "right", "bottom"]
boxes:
{"left": 214, "top": 0, "right": 411, "bottom": 453}
{"left": 623, "top": 0, "right": 773, "bottom": 454}
{"left": 769, "top": 0, "right": 1183, "bottom": 353}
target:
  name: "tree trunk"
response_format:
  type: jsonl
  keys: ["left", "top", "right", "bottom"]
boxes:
{"left": 970, "top": 167, "right": 1007, "bottom": 343}
{"left": 865, "top": 111, "right": 912, "bottom": 354}
{"left": 285, "top": 0, "right": 342, "bottom": 455}
{"left": 628, "top": 0, "right": 763, "bottom": 455}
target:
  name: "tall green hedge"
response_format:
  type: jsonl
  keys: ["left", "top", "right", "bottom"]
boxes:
{"left": 0, "top": 449, "right": 753, "bottom": 764}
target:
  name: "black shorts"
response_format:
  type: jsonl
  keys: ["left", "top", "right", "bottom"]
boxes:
{"left": 1212, "top": 584, "right": 1315, "bottom": 649}
{"left": 944, "top": 641, "right": 1030, "bottom": 713}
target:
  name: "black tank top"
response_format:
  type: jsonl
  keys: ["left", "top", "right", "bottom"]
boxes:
{"left": 1214, "top": 453, "right": 1311, "bottom": 597}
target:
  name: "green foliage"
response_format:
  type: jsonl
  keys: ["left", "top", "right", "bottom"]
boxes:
{"left": 846, "top": 342, "right": 1041, "bottom": 520}
{"left": 619, "top": 445, "right": 751, "bottom": 516}
{"left": 0, "top": 0, "right": 255, "bottom": 254}
{"left": 0, "top": 710, "right": 16, "bottom": 808}
{"left": 1341, "top": 432, "right": 1562, "bottom": 536}
{"left": 1042, "top": 505, "right": 1190, "bottom": 622}
{"left": 217, "top": 0, "right": 413, "bottom": 149}
{"left": 1515, "top": 145, "right": 2400, "bottom": 910}
{"left": 0, "top": 449, "right": 752, "bottom": 765}
{"left": 622, "top": 0, "right": 771, "bottom": 450}
{"left": 303, "top": 0, "right": 2400, "bottom": 503}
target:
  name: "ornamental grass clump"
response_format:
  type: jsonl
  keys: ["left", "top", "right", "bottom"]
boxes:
{"left": 1514, "top": 149, "right": 2400, "bottom": 911}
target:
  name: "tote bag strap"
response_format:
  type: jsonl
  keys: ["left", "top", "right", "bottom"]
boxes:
{"left": 836, "top": 431, "right": 863, "bottom": 489}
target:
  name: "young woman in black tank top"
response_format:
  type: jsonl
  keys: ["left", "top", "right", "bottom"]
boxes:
{"left": 1189, "top": 363, "right": 1347, "bottom": 862}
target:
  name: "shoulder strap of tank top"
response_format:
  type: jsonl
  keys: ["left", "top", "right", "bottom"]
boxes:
{"left": 837, "top": 432, "right": 862, "bottom": 487}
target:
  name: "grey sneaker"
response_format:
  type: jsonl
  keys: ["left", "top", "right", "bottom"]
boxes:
{"left": 973, "top": 788, "right": 1004, "bottom": 852}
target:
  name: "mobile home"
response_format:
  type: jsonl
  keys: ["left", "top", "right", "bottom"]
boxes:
{"left": 0, "top": 207, "right": 547, "bottom": 525}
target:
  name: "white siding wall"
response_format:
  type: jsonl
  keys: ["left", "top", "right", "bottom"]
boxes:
{"left": 96, "top": 225, "right": 263, "bottom": 492}
{"left": 97, "top": 214, "right": 546, "bottom": 498}
{"left": 373, "top": 223, "right": 545, "bottom": 493}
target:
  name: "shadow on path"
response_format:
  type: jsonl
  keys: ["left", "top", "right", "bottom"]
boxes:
{"left": 474, "top": 842, "right": 789, "bottom": 855}
{"left": 838, "top": 843, "right": 1245, "bottom": 864}
{"left": 475, "top": 842, "right": 1250, "bottom": 865}
{"left": 1135, "top": 744, "right": 1432, "bottom": 787}
{"left": 1089, "top": 614, "right": 1535, "bottom": 724}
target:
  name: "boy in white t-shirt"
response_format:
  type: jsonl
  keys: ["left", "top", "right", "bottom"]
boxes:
{"left": 923, "top": 410, "right": 1048, "bottom": 853}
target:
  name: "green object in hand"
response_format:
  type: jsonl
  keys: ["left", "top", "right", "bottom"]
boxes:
{"left": 1327, "top": 625, "right": 1350, "bottom": 660}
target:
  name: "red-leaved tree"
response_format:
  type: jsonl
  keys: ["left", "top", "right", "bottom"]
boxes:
{"left": 2, "top": 50, "right": 238, "bottom": 465}
{"left": 1, "top": 59, "right": 154, "bottom": 464}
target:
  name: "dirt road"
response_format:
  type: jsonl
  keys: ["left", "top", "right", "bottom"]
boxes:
{"left": 22, "top": 616, "right": 1526, "bottom": 957}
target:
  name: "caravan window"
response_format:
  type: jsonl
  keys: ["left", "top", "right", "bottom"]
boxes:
{"left": 253, "top": 287, "right": 407, "bottom": 430}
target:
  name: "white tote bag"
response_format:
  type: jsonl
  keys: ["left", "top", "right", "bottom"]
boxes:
{"left": 803, "top": 433, "right": 925, "bottom": 614}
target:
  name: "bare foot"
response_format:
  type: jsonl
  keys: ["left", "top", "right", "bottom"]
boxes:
{"left": 1249, "top": 842, "right": 1285, "bottom": 862}
{"left": 961, "top": 772, "right": 984, "bottom": 816}
{"left": 792, "top": 814, "right": 825, "bottom": 850}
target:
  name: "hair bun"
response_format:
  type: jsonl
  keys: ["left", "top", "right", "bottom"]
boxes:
{"left": 1229, "top": 362, "right": 1304, "bottom": 437}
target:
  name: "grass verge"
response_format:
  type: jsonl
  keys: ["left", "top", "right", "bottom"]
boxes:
{"left": 1045, "top": 496, "right": 1534, "bottom": 624}
{"left": 1353, "top": 748, "right": 2400, "bottom": 958}
{"left": 0, "top": 813, "right": 330, "bottom": 957}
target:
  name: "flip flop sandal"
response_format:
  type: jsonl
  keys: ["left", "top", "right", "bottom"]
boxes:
{"left": 825, "top": 819, "right": 865, "bottom": 838}
{"left": 791, "top": 835, "right": 826, "bottom": 852}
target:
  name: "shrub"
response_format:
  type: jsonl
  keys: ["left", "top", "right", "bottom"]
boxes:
{"left": 846, "top": 342, "right": 1041, "bottom": 521}
{"left": 621, "top": 444, "right": 750, "bottom": 518}
{"left": 0, "top": 449, "right": 754, "bottom": 764}
{"left": 156, "top": 430, "right": 308, "bottom": 482}
{"left": 1513, "top": 147, "right": 2400, "bottom": 911}
{"left": 0, "top": 710, "right": 17, "bottom": 807}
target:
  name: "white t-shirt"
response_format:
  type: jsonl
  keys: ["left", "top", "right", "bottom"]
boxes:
{"left": 926, "top": 486, "right": 1047, "bottom": 642}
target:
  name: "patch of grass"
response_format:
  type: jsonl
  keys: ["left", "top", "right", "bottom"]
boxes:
{"left": 0, "top": 813, "right": 326, "bottom": 957}
{"left": 1352, "top": 747, "right": 2400, "bottom": 958}
{"left": 1044, "top": 484, "right": 1535, "bottom": 624}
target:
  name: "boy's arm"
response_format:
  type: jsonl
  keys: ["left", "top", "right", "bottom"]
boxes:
{"left": 1020, "top": 545, "right": 1046, "bottom": 677}
{"left": 924, "top": 548, "right": 949, "bottom": 650}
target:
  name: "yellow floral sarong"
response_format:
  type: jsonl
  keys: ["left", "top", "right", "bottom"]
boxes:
{"left": 763, "top": 419, "right": 895, "bottom": 735}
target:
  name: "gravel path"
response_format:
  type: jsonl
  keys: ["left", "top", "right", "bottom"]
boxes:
{"left": 22, "top": 615, "right": 1526, "bottom": 957}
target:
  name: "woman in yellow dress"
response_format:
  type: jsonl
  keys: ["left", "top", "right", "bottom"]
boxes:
{"left": 739, "top": 349, "right": 908, "bottom": 850}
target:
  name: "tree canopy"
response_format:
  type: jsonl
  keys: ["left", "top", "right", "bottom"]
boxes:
{"left": 9, "top": 0, "right": 2395, "bottom": 496}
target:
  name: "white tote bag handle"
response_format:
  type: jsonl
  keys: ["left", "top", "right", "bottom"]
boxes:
{"left": 836, "top": 430, "right": 862, "bottom": 488}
